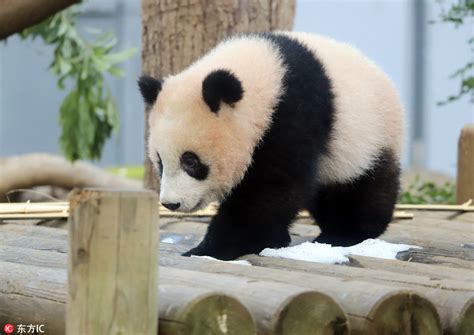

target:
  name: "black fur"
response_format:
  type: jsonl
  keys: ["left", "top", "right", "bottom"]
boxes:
{"left": 138, "top": 75, "right": 162, "bottom": 105}
{"left": 202, "top": 69, "right": 244, "bottom": 113}
{"left": 181, "top": 151, "right": 209, "bottom": 180}
{"left": 311, "top": 149, "right": 400, "bottom": 246}
{"left": 183, "top": 33, "right": 400, "bottom": 260}
{"left": 156, "top": 152, "right": 163, "bottom": 177}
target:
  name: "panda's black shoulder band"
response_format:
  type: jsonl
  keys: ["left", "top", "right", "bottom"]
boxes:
{"left": 202, "top": 69, "right": 244, "bottom": 113}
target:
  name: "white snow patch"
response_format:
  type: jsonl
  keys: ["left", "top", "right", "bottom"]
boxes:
{"left": 261, "top": 242, "right": 349, "bottom": 264}
{"left": 161, "top": 237, "right": 177, "bottom": 244}
{"left": 191, "top": 255, "right": 252, "bottom": 266}
{"left": 260, "top": 239, "right": 420, "bottom": 264}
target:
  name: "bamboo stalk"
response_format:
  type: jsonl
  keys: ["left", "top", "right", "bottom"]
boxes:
{"left": 0, "top": 212, "right": 69, "bottom": 219}
{"left": 3, "top": 199, "right": 473, "bottom": 220}
{"left": 395, "top": 200, "right": 473, "bottom": 211}
{"left": 0, "top": 201, "right": 415, "bottom": 220}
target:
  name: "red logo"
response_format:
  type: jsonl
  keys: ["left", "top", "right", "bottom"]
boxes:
{"left": 4, "top": 324, "right": 14, "bottom": 334}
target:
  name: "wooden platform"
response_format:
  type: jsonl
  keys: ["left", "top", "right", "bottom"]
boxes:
{"left": 0, "top": 209, "right": 473, "bottom": 335}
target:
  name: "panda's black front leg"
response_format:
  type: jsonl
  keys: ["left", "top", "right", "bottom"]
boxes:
{"left": 182, "top": 187, "right": 301, "bottom": 260}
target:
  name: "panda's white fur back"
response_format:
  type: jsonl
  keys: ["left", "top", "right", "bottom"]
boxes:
{"left": 282, "top": 32, "right": 404, "bottom": 184}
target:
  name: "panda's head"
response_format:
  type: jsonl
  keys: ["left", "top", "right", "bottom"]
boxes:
{"left": 138, "top": 69, "right": 249, "bottom": 212}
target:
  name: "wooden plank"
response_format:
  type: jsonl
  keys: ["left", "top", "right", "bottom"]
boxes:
{"left": 457, "top": 124, "right": 474, "bottom": 204}
{"left": 67, "top": 189, "right": 159, "bottom": 335}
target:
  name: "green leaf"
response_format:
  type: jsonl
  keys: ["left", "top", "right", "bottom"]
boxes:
{"left": 102, "top": 48, "right": 137, "bottom": 65}
{"left": 108, "top": 66, "right": 124, "bottom": 77}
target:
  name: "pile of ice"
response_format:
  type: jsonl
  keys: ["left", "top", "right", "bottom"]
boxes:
{"left": 260, "top": 239, "right": 420, "bottom": 264}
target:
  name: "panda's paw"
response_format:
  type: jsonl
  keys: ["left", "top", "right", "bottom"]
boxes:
{"left": 182, "top": 245, "right": 244, "bottom": 261}
{"left": 182, "top": 245, "right": 210, "bottom": 258}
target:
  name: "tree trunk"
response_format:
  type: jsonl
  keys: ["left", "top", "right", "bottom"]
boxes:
{"left": 0, "top": 0, "right": 79, "bottom": 40}
{"left": 141, "top": 0, "right": 295, "bottom": 191}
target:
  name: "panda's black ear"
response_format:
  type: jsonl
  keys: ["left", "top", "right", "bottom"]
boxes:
{"left": 202, "top": 70, "right": 244, "bottom": 113}
{"left": 138, "top": 75, "right": 162, "bottom": 106}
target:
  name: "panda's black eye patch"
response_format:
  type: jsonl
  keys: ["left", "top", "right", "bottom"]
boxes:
{"left": 156, "top": 152, "right": 163, "bottom": 177}
{"left": 181, "top": 151, "right": 209, "bottom": 180}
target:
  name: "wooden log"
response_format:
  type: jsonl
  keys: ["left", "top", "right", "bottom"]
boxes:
{"left": 457, "top": 124, "right": 474, "bottom": 204}
{"left": 67, "top": 189, "right": 159, "bottom": 335}
{"left": 159, "top": 267, "right": 348, "bottom": 335}
{"left": 0, "top": 246, "right": 350, "bottom": 334}
{"left": 2, "top": 218, "right": 473, "bottom": 270}
{"left": 158, "top": 220, "right": 474, "bottom": 269}
{"left": 0, "top": 229, "right": 448, "bottom": 334}
{"left": 456, "top": 297, "right": 474, "bottom": 335}
{"left": 4, "top": 222, "right": 470, "bottom": 283}
{"left": 158, "top": 256, "right": 441, "bottom": 335}
{"left": 0, "top": 262, "right": 66, "bottom": 334}
{"left": 1, "top": 224, "right": 468, "bottom": 333}
{"left": 0, "top": 231, "right": 68, "bottom": 253}
{"left": 347, "top": 254, "right": 474, "bottom": 283}
{"left": 238, "top": 255, "right": 474, "bottom": 334}
{"left": 158, "top": 285, "right": 257, "bottom": 335}
{"left": 0, "top": 223, "right": 68, "bottom": 240}
{"left": 0, "top": 234, "right": 352, "bottom": 334}
{"left": 0, "top": 245, "right": 67, "bottom": 268}
{"left": 0, "top": 262, "right": 257, "bottom": 335}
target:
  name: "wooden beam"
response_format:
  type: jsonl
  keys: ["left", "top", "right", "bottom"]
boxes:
{"left": 457, "top": 124, "right": 474, "bottom": 204}
{"left": 66, "top": 189, "right": 159, "bottom": 334}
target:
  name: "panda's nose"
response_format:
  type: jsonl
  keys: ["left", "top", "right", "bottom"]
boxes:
{"left": 161, "top": 202, "right": 181, "bottom": 211}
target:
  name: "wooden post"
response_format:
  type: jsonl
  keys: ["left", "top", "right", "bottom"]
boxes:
{"left": 66, "top": 189, "right": 159, "bottom": 334}
{"left": 457, "top": 124, "right": 474, "bottom": 204}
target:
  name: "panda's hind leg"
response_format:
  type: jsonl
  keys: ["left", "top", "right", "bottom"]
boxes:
{"left": 310, "top": 149, "right": 400, "bottom": 247}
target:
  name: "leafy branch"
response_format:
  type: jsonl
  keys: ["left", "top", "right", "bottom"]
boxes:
{"left": 435, "top": 0, "right": 474, "bottom": 105}
{"left": 20, "top": 7, "right": 136, "bottom": 161}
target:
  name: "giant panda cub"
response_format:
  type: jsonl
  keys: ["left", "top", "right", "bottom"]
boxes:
{"left": 139, "top": 32, "right": 404, "bottom": 260}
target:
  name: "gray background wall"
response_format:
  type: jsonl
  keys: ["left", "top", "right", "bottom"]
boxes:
{"left": 0, "top": 0, "right": 472, "bottom": 176}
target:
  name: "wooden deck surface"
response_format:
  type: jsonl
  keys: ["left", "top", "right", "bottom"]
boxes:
{"left": 0, "top": 209, "right": 473, "bottom": 334}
